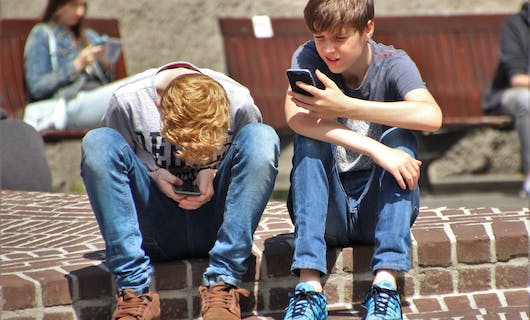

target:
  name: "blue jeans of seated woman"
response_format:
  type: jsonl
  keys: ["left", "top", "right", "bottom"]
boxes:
{"left": 287, "top": 128, "right": 420, "bottom": 276}
{"left": 24, "top": 78, "right": 128, "bottom": 130}
{"left": 80, "top": 123, "right": 279, "bottom": 292}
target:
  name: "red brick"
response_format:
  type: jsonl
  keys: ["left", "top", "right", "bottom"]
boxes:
{"left": 412, "top": 228, "right": 451, "bottom": 267}
{"left": 243, "top": 255, "right": 257, "bottom": 282}
{"left": 495, "top": 265, "right": 528, "bottom": 289}
{"left": 352, "top": 279, "right": 372, "bottom": 301}
{"left": 413, "top": 298, "right": 442, "bottom": 312}
{"left": 160, "top": 297, "right": 188, "bottom": 319}
{"left": 324, "top": 282, "right": 340, "bottom": 305}
{"left": 472, "top": 293, "right": 502, "bottom": 309}
{"left": 419, "top": 270, "right": 453, "bottom": 295}
{"left": 444, "top": 295, "right": 473, "bottom": 311}
{"left": 352, "top": 245, "right": 373, "bottom": 273}
{"left": 77, "top": 305, "right": 112, "bottom": 319}
{"left": 451, "top": 224, "right": 491, "bottom": 264}
{"left": 491, "top": 221, "right": 528, "bottom": 261}
{"left": 26, "top": 270, "right": 72, "bottom": 306}
{"left": 269, "top": 287, "right": 292, "bottom": 310}
{"left": 0, "top": 274, "right": 36, "bottom": 310}
{"left": 240, "top": 289, "right": 258, "bottom": 313}
{"left": 263, "top": 234, "right": 294, "bottom": 277}
{"left": 342, "top": 247, "right": 353, "bottom": 272}
{"left": 152, "top": 261, "right": 188, "bottom": 290}
{"left": 66, "top": 264, "right": 113, "bottom": 299}
{"left": 402, "top": 274, "right": 415, "bottom": 297}
{"left": 192, "top": 295, "right": 201, "bottom": 319}
{"left": 504, "top": 290, "right": 530, "bottom": 306}
{"left": 43, "top": 312, "right": 76, "bottom": 320}
{"left": 190, "top": 258, "right": 209, "bottom": 286}
{"left": 457, "top": 268, "right": 491, "bottom": 293}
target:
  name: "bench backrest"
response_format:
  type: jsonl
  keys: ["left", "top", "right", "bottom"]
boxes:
{"left": 219, "top": 14, "right": 512, "bottom": 132}
{"left": 0, "top": 18, "right": 127, "bottom": 119}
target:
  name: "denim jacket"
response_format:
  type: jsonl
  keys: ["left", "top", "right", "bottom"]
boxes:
{"left": 24, "top": 22, "right": 110, "bottom": 102}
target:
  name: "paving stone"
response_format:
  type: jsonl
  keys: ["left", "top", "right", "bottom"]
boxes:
{"left": 1, "top": 190, "right": 529, "bottom": 319}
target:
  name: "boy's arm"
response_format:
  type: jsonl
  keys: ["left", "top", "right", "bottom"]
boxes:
{"left": 292, "top": 70, "right": 442, "bottom": 132}
{"left": 284, "top": 89, "right": 422, "bottom": 190}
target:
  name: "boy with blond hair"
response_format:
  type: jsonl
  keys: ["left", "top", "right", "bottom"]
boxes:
{"left": 81, "top": 61, "right": 280, "bottom": 320}
{"left": 283, "top": 0, "right": 442, "bottom": 319}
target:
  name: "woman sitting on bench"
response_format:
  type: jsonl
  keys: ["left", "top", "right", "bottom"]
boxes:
{"left": 23, "top": 0, "right": 128, "bottom": 131}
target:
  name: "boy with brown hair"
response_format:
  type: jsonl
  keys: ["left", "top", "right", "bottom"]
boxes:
{"left": 283, "top": 0, "right": 442, "bottom": 319}
{"left": 81, "top": 61, "right": 280, "bottom": 320}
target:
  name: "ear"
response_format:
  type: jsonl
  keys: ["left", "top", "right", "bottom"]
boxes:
{"left": 365, "top": 19, "right": 375, "bottom": 40}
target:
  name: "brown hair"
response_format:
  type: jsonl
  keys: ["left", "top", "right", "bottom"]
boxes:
{"left": 42, "top": 0, "right": 87, "bottom": 44}
{"left": 160, "top": 73, "right": 230, "bottom": 166}
{"left": 304, "top": 0, "right": 374, "bottom": 34}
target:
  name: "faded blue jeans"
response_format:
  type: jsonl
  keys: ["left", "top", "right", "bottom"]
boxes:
{"left": 81, "top": 123, "right": 279, "bottom": 292}
{"left": 287, "top": 128, "right": 420, "bottom": 276}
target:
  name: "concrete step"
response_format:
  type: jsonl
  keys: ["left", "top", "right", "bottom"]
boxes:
{"left": 1, "top": 190, "right": 528, "bottom": 319}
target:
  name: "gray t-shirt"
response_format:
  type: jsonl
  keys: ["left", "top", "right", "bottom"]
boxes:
{"left": 102, "top": 61, "right": 262, "bottom": 179}
{"left": 291, "top": 39, "right": 425, "bottom": 172}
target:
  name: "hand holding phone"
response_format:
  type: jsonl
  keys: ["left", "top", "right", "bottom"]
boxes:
{"left": 286, "top": 68, "right": 316, "bottom": 96}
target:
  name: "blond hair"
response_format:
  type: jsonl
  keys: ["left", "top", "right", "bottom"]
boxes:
{"left": 160, "top": 73, "right": 230, "bottom": 166}
{"left": 304, "top": 0, "right": 374, "bottom": 34}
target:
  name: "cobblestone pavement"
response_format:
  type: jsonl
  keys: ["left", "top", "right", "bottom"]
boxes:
{"left": 1, "top": 190, "right": 528, "bottom": 319}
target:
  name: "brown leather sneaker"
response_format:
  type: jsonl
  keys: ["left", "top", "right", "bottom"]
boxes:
{"left": 199, "top": 282, "right": 250, "bottom": 320}
{"left": 112, "top": 288, "right": 160, "bottom": 320}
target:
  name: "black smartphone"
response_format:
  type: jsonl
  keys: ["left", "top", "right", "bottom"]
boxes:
{"left": 286, "top": 68, "right": 316, "bottom": 96}
{"left": 172, "top": 182, "right": 201, "bottom": 196}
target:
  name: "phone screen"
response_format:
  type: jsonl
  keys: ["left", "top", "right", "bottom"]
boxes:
{"left": 286, "top": 69, "right": 316, "bottom": 96}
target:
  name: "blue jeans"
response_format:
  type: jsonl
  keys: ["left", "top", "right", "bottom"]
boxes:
{"left": 287, "top": 128, "right": 420, "bottom": 276}
{"left": 80, "top": 123, "right": 279, "bottom": 292}
{"left": 24, "top": 78, "right": 129, "bottom": 130}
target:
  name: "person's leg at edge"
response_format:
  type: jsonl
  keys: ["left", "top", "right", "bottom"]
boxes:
{"left": 356, "top": 128, "right": 420, "bottom": 319}
{"left": 198, "top": 123, "right": 279, "bottom": 319}
{"left": 501, "top": 88, "right": 530, "bottom": 196}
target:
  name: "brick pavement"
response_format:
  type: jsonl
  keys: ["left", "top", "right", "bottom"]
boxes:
{"left": 1, "top": 190, "right": 529, "bottom": 319}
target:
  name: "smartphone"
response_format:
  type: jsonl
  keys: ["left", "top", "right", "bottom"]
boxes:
{"left": 172, "top": 182, "right": 201, "bottom": 196}
{"left": 103, "top": 38, "right": 123, "bottom": 63}
{"left": 286, "top": 68, "right": 316, "bottom": 96}
{"left": 93, "top": 35, "right": 109, "bottom": 45}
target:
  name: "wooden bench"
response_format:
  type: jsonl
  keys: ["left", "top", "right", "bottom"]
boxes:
{"left": 0, "top": 17, "right": 127, "bottom": 142}
{"left": 219, "top": 14, "right": 514, "bottom": 188}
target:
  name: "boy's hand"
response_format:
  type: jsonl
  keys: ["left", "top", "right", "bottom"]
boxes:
{"left": 371, "top": 145, "right": 422, "bottom": 190}
{"left": 149, "top": 168, "right": 215, "bottom": 209}
{"left": 288, "top": 69, "right": 349, "bottom": 119}
{"left": 174, "top": 168, "right": 216, "bottom": 210}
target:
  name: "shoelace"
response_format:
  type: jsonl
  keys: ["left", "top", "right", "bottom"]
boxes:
{"left": 288, "top": 289, "right": 322, "bottom": 318}
{"left": 199, "top": 284, "right": 250, "bottom": 313}
{"left": 114, "top": 290, "right": 154, "bottom": 319}
{"left": 363, "top": 285, "right": 400, "bottom": 316}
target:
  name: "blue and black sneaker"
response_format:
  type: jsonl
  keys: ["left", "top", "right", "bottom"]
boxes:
{"left": 361, "top": 280, "right": 402, "bottom": 320}
{"left": 284, "top": 282, "right": 327, "bottom": 320}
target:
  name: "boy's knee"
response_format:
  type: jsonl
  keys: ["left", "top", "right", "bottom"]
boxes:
{"left": 239, "top": 123, "right": 280, "bottom": 154}
{"left": 81, "top": 128, "right": 123, "bottom": 166}
{"left": 380, "top": 128, "right": 418, "bottom": 156}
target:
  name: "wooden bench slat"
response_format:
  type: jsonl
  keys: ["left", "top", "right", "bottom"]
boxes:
{"left": 220, "top": 14, "right": 512, "bottom": 133}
